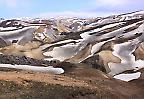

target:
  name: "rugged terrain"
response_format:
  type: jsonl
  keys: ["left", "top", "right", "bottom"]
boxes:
{"left": 0, "top": 11, "right": 144, "bottom": 99}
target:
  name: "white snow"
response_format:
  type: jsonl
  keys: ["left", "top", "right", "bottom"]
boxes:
{"left": 6, "top": 22, "right": 11, "bottom": 25}
{"left": 0, "top": 27, "right": 17, "bottom": 31}
{"left": 43, "top": 44, "right": 79, "bottom": 61}
{"left": 134, "top": 60, "right": 144, "bottom": 70}
{"left": 108, "top": 42, "right": 136, "bottom": 75}
{"left": 0, "top": 26, "right": 38, "bottom": 36}
{"left": 0, "top": 64, "right": 64, "bottom": 74}
{"left": 91, "top": 41, "right": 107, "bottom": 55}
{"left": 80, "top": 22, "right": 125, "bottom": 40}
{"left": 121, "top": 11, "right": 144, "bottom": 20}
{"left": 117, "top": 21, "right": 144, "bottom": 39}
{"left": 39, "top": 39, "right": 80, "bottom": 51}
{"left": 80, "top": 32, "right": 92, "bottom": 40}
{"left": 99, "top": 21, "right": 141, "bottom": 40}
{"left": 108, "top": 41, "right": 144, "bottom": 76}
{"left": 114, "top": 72, "right": 141, "bottom": 82}
{"left": 44, "top": 28, "right": 57, "bottom": 40}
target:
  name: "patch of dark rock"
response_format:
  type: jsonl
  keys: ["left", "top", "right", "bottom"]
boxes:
{"left": 0, "top": 54, "right": 107, "bottom": 73}
{"left": 81, "top": 54, "right": 106, "bottom": 72}
{"left": 54, "top": 62, "right": 76, "bottom": 73}
{"left": 0, "top": 54, "right": 60, "bottom": 67}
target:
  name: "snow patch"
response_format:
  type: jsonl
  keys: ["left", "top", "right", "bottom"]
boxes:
{"left": 0, "top": 64, "right": 64, "bottom": 74}
{"left": 114, "top": 72, "right": 141, "bottom": 82}
{"left": 0, "top": 27, "right": 17, "bottom": 31}
{"left": 109, "top": 41, "right": 144, "bottom": 76}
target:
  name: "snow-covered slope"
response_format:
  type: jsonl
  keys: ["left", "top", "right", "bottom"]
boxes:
{"left": 0, "top": 11, "right": 144, "bottom": 78}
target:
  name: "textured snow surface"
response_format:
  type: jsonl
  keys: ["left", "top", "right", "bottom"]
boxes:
{"left": 114, "top": 72, "right": 141, "bottom": 82}
{"left": 0, "top": 64, "right": 64, "bottom": 74}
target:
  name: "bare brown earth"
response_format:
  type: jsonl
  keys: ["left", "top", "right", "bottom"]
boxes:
{"left": 0, "top": 63, "right": 143, "bottom": 99}
{"left": 0, "top": 54, "right": 143, "bottom": 99}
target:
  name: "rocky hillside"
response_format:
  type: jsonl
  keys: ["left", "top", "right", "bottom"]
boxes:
{"left": 0, "top": 11, "right": 144, "bottom": 99}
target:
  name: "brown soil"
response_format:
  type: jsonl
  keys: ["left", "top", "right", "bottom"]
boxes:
{"left": 0, "top": 55, "right": 143, "bottom": 99}
{"left": 0, "top": 65, "right": 143, "bottom": 99}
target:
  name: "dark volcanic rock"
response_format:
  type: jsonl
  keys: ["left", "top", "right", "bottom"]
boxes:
{"left": 81, "top": 54, "right": 106, "bottom": 72}
{"left": 0, "top": 54, "right": 60, "bottom": 66}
